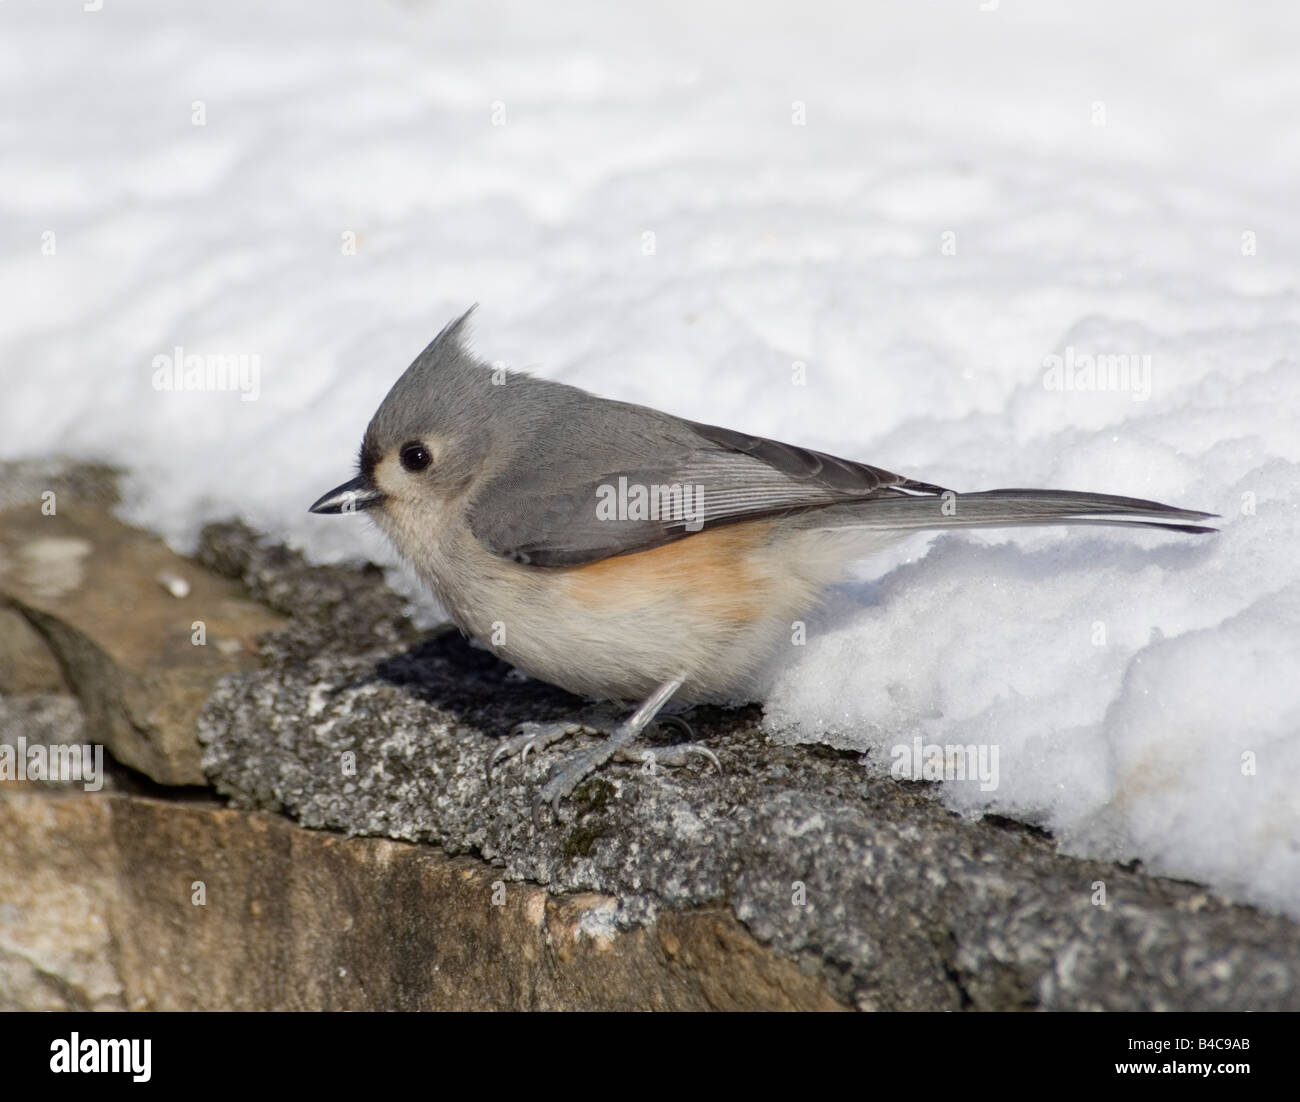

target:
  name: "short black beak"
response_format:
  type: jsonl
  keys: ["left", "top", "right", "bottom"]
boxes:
{"left": 309, "top": 474, "right": 385, "bottom": 515}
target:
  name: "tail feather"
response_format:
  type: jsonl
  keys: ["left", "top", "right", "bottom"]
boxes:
{"left": 817, "top": 488, "right": 1219, "bottom": 535}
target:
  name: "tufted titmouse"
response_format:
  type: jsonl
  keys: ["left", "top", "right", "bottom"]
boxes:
{"left": 310, "top": 308, "right": 1216, "bottom": 824}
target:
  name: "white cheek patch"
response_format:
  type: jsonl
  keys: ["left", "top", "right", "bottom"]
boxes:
{"left": 372, "top": 454, "right": 403, "bottom": 498}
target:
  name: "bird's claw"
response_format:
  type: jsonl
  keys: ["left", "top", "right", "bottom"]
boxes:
{"left": 486, "top": 720, "right": 597, "bottom": 780}
{"left": 528, "top": 738, "right": 722, "bottom": 828}
{"left": 494, "top": 688, "right": 717, "bottom": 829}
{"left": 529, "top": 741, "right": 617, "bottom": 827}
{"left": 616, "top": 742, "right": 721, "bottom": 773}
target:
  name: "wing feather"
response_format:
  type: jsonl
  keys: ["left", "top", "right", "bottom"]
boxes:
{"left": 467, "top": 404, "right": 946, "bottom": 567}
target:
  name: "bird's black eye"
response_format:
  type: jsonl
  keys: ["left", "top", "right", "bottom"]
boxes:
{"left": 399, "top": 442, "right": 432, "bottom": 472}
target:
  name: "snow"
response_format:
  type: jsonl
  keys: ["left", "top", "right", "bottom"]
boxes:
{"left": 2, "top": 1, "right": 1298, "bottom": 917}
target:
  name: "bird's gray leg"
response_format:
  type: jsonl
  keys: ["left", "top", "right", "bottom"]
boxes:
{"left": 532, "top": 676, "right": 713, "bottom": 828}
{"left": 487, "top": 704, "right": 620, "bottom": 778}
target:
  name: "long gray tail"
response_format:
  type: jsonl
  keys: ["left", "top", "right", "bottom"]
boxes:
{"left": 822, "top": 488, "right": 1218, "bottom": 535}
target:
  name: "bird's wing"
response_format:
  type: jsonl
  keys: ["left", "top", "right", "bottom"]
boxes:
{"left": 467, "top": 409, "right": 946, "bottom": 567}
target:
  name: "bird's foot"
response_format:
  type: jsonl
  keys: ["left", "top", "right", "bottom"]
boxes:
{"left": 487, "top": 718, "right": 604, "bottom": 779}
{"left": 487, "top": 678, "right": 714, "bottom": 828}
{"left": 530, "top": 713, "right": 720, "bottom": 829}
